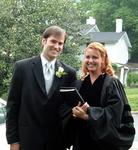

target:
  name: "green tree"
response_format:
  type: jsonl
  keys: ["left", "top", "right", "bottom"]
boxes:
{"left": 0, "top": 0, "right": 85, "bottom": 96}
{"left": 113, "top": 0, "right": 138, "bottom": 62}
{"left": 76, "top": 0, "right": 138, "bottom": 62}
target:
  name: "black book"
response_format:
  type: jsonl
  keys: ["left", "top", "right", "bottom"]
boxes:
{"left": 60, "top": 87, "right": 85, "bottom": 106}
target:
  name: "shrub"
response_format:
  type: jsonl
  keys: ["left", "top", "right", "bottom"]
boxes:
{"left": 127, "top": 72, "right": 138, "bottom": 87}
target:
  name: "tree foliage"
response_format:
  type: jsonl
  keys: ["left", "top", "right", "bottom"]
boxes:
{"left": 0, "top": 0, "right": 85, "bottom": 96}
{"left": 76, "top": 0, "right": 138, "bottom": 62}
{"left": 127, "top": 72, "right": 138, "bottom": 87}
{"left": 0, "top": 0, "right": 138, "bottom": 97}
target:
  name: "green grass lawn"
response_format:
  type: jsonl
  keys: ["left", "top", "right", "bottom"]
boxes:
{"left": 125, "top": 87, "right": 138, "bottom": 111}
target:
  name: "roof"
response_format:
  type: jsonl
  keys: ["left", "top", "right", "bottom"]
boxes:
{"left": 79, "top": 24, "right": 100, "bottom": 35}
{"left": 127, "top": 63, "right": 138, "bottom": 69}
{"left": 88, "top": 32, "right": 132, "bottom": 47}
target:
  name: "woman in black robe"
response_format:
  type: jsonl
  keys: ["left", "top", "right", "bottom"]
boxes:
{"left": 61, "top": 42, "right": 135, "bottom": 150}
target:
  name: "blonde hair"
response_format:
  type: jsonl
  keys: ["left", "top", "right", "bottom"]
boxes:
{"left": 81, "top": 42, "right": 115, "bottom": 79}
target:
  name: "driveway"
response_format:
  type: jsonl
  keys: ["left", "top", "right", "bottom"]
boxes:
{"left": 129, "top": 113, "right": 138, "bottom": 150}
{"left": 0, "top": 124, "right": 9, "bottom": 150}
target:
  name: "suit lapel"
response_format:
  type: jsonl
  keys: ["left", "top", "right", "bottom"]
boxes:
{"left": 32, "top": 56, "right": 47, "bottom": 96}
{"left": 48, "top": 62, "right": 83, "bottom": 99}
{"left": 32, "top": 58, "right": 67, "bottom": 99}
{"left": 75, "top": 79, "right": 83, "bottom": 91}
{"left": 48, "top": 61, "right": 62, "bottom": 99}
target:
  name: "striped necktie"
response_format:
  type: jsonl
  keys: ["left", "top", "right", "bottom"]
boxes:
{"left": 45, "top": 63, "right": 53, "bottom": 93}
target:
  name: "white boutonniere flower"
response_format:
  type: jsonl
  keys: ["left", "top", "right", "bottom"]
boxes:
{"left": 56, "top": 66, "right": 67, "bottom": 78}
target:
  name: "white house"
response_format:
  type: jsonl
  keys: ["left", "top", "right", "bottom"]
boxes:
{"left": 80, "top": 18, "right": 132, "bottom": 85}
{"left": 79, "top": 17, "right": 100, "bottom": 58}
{"left": 79, "top": 17, "right": 100, "bottom": 35}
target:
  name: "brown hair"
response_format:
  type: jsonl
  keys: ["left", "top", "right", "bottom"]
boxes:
{"left": 42, "top": 25, "right": 67, "bottom": 43}
{"left": 81, "top": 42, "right": 115, "bottom": 79}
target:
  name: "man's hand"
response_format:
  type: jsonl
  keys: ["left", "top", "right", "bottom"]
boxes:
{"left": 10, "top": 143, "right": 20, "bottom": 150}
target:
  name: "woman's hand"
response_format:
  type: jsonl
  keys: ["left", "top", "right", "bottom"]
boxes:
{"left": 72, "top": 102, "right": 89, "bottom": 120}
{"left": 10, "top": 143, "right": 20, "bottom": 150}
{"left": 81, "top": 102, "right": 89, "bottom": 112}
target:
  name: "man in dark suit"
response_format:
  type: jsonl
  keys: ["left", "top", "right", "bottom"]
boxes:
{"left": 6, "top": 25, "right": 76, "bottom": 150}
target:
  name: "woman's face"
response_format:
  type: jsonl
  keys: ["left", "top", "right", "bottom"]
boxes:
{"left": 84, "top": 48, "right": 103, "bottom": 74}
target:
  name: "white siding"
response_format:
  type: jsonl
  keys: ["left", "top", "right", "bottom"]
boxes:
{"left": 105, "top": 39, "right": 128, "bottom": 64}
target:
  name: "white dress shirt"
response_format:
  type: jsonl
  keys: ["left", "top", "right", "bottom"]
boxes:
{"left": 40, "top": 54, "right": 56, "bottom": 94}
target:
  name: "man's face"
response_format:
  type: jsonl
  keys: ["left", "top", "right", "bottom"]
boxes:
{"left": 42, "top": 34, "right": 65, "bottom": 61}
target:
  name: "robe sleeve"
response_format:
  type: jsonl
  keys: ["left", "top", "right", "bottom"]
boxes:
{"left": 87, "top": 77, "right": 135, "bottom": 146}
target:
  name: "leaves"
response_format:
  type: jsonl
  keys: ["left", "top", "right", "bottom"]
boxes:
{"left": 0, "top": 0, "right": 84, "bottom": 96}
{"left": 0, "top": 0, "right": 138, "bottom": 97}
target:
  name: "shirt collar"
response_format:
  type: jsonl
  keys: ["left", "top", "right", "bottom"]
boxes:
{"left": 40, "top": 53, "right": 56, "bottom": 69}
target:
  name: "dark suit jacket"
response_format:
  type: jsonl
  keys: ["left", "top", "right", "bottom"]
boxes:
{"left": 6, "top": 55, "right": 76, "bottom": 150}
